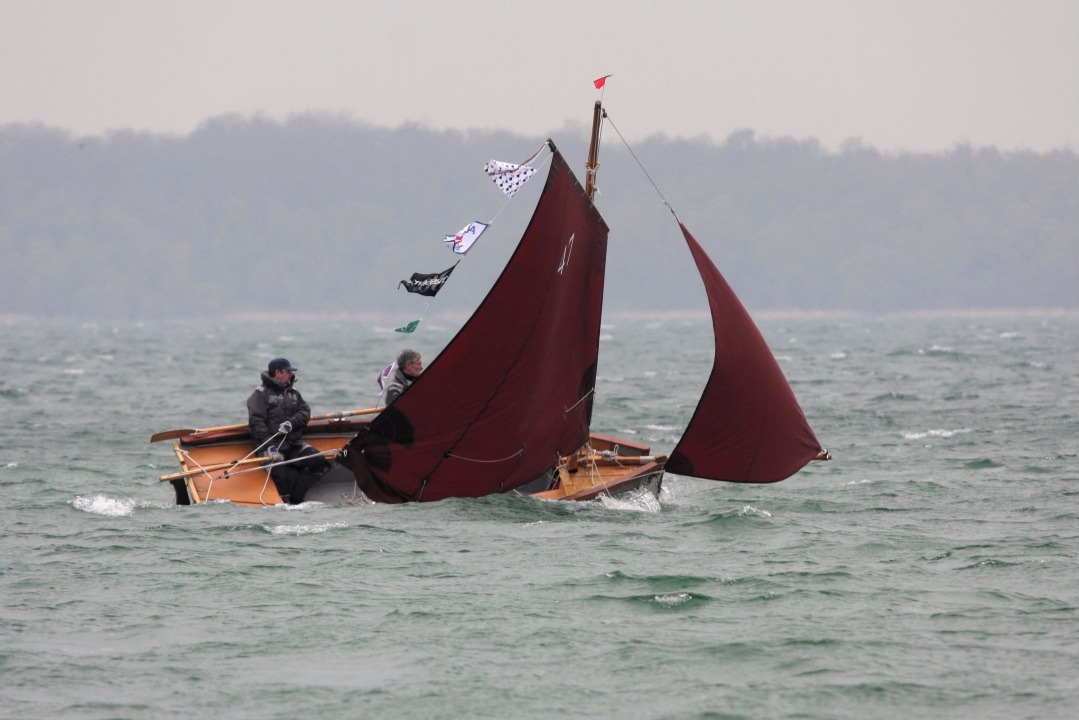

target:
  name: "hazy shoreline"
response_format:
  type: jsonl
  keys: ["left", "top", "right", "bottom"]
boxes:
{"left": 3, "top": 307, "right": 1076, "bottom": 327}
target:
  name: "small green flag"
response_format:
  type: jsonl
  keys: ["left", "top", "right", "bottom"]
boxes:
{"left": 395, "top": 320, "right": 420, "bottom": 333}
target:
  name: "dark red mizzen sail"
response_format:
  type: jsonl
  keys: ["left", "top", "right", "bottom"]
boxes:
{"left": 666, "top": 224, "right": 821, "bottom": 483}
{"left": 339, "top": 145, "right": 607, "bottom": 502}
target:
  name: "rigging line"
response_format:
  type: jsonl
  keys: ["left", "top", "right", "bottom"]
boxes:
{"left": 488, "top": 141, "right": 549, "bottom": 177}
{"left": 198, "top": 429, "right": 285, "bottom": 496}
{"left": 563, "top": 388, "right": 595, "bottom": 418}
{"left": 220, "top": 449, "right": 338, "bottom": 480}
{"left": 445, "top": 444, "right": 525, "bottom": 464}
{"left": 179, "top": 449, "right": 216, "bottom": 500}
{"left": 337, "top": 477, "right": 369, "bottom": 506}
{"left": 179, "top": 443, "right": 273, "bottom": 500}
{"left": 180, "top": 449, "right": 211, "bottom": 477}
{"left": 257, "top": 472, "right": 273, "bottom": 506}
{"left": 584, "top": 445, "right": 607, "bottom": 488}
{"left": 603, "top": 112, "right": 681, "bottom": 224}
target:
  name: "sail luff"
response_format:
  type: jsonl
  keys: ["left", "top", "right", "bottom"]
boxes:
{"left": 666, "top": 223, "right": 822, "bottom": 483}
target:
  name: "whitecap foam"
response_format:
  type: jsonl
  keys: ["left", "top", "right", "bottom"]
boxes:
{"left": 737, "top": 505, "right": 772, "bottom": 518}
{"left": 654, "top": 592, "right": 692, "bottom": 607}
{"left": 902, "top": 428, "right": 972, "bottom": 440}
{"left": 598, "top": 489, "right": 661, "bottom": 513}
{"left": 72, "top": 494, "right": 136, "bottom": 517}
{"left": 265, "top": 522, "right": 347, "bottom": 536}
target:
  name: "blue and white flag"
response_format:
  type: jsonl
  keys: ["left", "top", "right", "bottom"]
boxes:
{"left": 443, "top": 221, "right": 488, "bottom": 255}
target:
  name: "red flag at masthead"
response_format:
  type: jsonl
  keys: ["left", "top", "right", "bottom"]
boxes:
{"left": 593, "top": 75, "right": 612, "bottom": 89}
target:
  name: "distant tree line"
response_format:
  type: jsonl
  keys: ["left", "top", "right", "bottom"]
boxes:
{"left": 1, "top": 115, "right": 1075, "bottom": 320}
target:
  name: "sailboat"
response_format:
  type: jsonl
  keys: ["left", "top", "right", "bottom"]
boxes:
{"left": 152, "top": 100, "right": 829, "bottom": 506}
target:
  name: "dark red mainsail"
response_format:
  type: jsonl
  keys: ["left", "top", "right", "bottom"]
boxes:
{"left": 339, "top": 145, "right": 607, "bottom": 502}
{"left": 666, "top": 224, "right": 822, "bottom": 483}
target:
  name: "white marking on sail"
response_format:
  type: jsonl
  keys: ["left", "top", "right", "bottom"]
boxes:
{"left": 557, "top": 233, "right": 575, "bottom": 275}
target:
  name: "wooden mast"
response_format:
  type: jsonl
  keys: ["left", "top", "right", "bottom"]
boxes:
{"left": 584, "top": 100, "right": 603, "bottom": 201}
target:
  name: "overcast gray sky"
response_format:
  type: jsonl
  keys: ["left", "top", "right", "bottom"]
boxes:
{"left": 3, "top": 0, "right": 1076, "bottom": 153}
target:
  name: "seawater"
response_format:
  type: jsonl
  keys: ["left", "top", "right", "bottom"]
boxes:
{"left": 1, "top": 313, "right": 1077, "bottom": 720}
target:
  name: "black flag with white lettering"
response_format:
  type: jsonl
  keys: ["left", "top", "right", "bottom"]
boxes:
{"left": 399, "top": 262, "right": 459, "bottom": 297}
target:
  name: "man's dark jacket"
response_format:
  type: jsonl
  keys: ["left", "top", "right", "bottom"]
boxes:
{"left": 246, "top": 371, "right": 311, "bottom": 450}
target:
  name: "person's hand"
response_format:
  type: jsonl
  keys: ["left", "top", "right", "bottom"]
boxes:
{"left": 279, "top": 421, "right": 293, "bottom": 434}
{"left": 267, "top": 446, "right": 284, "bottom": 463}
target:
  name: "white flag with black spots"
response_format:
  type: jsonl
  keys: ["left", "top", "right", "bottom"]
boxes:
{"left": 484, "top": 160, "right": 537, "bottom": 197}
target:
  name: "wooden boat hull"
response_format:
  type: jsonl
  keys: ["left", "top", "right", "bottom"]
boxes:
{"left": 525, "top": 433, "right": 666, "bottom": 501}
{"left": 164, "top": 421, "right": 664, "bottom": 507}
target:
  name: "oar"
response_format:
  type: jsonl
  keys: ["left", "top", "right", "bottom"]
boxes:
{"left": 149, "top": 407, "right": 384, "bottom": 443}
{"left": 159, "top": 455, "right": 268, "bottom": 482}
